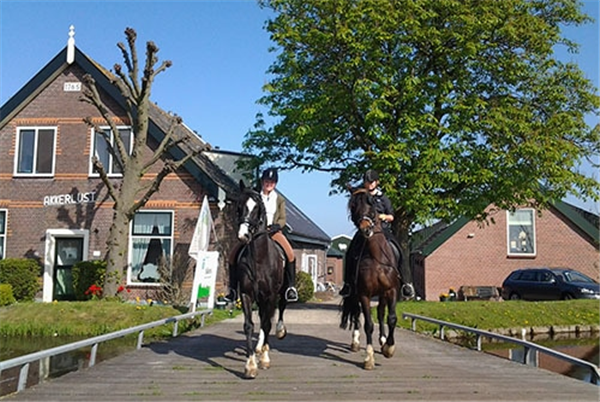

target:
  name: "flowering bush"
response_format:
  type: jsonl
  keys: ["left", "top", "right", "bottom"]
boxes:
{"left": 85, "top": 284, "right": 103, "bottom": 300}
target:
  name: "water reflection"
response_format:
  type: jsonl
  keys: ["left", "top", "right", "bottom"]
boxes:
{"left": 0, "top": 335, "right": 141, "bottom": 397}
{"left": 451, "top": 331, "right": 599, "bottom": 384}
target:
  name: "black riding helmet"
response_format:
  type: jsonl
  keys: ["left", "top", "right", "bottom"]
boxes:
{"left": 261, "top": 168, "right": 278, "bottom": 183}
{"left": 363, "top": 169, "right": 379, "bottom": 183}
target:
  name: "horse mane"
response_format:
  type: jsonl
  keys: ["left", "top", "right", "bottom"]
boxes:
{"left": 240, "top": 185, "right": 268, "bottom": 229}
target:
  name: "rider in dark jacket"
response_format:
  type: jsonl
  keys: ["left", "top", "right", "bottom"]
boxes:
{"left": 339, "top": 170, "right": 415, "bottom": 299}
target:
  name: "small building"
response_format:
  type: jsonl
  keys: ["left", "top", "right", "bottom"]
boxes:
{"left": 411, "top": 201, "right": 599, "bottom": 301}
{"left": 0, "top": 29, "right": 330, "bottom": 302}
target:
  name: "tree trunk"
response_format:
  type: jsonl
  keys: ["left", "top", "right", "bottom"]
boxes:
{"left": 103, "top": 207, "right": 131, "bottom": 296}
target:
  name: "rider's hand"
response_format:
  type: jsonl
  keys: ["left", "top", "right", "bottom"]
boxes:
{"left": 267, "top": 224, "right": 281, "bottom": 235}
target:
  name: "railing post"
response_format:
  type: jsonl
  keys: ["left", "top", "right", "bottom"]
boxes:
{"left": 476, "top": 334, "right": 482, "bottom": 351}
{"left": 440, "top": 325, "right": 445, "bottom": 340}
{"left": 173, "top": 320, "right": 179, "bottom": 337}
{"left": 89, "top": 343, "right": 98, "bottom": 367}
{"left": 137, "top": 331, "right": 144, "bottom": 349}
{"left": 18, "top": 362, "right": 30, "bottom": 392}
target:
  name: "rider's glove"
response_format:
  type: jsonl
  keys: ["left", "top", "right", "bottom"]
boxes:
{"left": 267, "top": 224, "right": 281, "bottom": 235}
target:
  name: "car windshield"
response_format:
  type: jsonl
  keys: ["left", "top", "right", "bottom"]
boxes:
{"left": 561, "top": 271, "right": 596, "bottom": 284}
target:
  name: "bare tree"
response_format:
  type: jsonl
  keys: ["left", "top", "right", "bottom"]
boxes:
{"left": 81, "top": 28, "right": 200, "bottom": 296}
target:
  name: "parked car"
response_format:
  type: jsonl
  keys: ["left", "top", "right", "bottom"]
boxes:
{"left": 501, "top": 268, "right": 600, "bottom": 301}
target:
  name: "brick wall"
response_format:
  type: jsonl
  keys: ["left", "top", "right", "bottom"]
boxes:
{"left": 420, "top": 207, "right": 599, "bottom": 301}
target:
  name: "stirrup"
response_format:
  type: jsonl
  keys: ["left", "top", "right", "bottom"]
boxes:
{"left": 401, "top": 283, "right": 415, "bottom": 299}
{"left": 223, "top": 289, "right": 237, "bottom": 303}
{"left": 285, "top": 287, "right": 298, "bottom": 302}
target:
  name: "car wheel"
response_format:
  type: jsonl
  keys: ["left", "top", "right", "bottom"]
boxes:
{"left": 562, "top": 293, "right": 574, "bottom": 300}
{"left": 509, "top": 293, "right": 520, "bottom": 300}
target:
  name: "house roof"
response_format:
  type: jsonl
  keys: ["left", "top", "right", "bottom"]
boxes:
{"left": 206, "top": 149, "right": 331, "bottom": 246}
{"left": 412, "top": 201, "right": 599, "bottom": 257}
{"left": 0, "top": 44, "right": 331, "bottom": 248}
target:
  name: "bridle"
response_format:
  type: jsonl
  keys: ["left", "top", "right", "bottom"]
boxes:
{"left": 237, "top": 191, "right": 267, "bottom": 243}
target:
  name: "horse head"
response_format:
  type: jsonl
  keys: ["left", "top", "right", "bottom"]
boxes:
{"left": 236, "top": 180, "right": 267, "bottom": 243}
{"left": 348, "top": 188, "right": 379, "bottom": 238}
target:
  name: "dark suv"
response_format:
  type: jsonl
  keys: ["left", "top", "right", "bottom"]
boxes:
{"left": 501, "top": 268, "right": 600, "bottom": 301}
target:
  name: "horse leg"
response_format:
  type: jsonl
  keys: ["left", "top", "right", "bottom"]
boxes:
{"left": 351, "top": 317, "right": 361, "bottom": 352}
{"left": 275, "top": 294, "right": 287, "bottom": 339}
{"left": 359, "top": 296, "right": 375, "bottom": 370}
{"left": 242, "top": 295, "right": 258, "bottom": 379}
{"left": 377, "top": 298, "right": 387, "bottom": 348}
{"left": 257, "top": 300, "right": 275, "bottom": 370}
{"left": 381, "top": 292, "right": 398, "bottom": 359}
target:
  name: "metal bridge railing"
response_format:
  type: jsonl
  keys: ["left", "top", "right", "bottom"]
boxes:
{"left": 0, "top": 308, "right": 213, "bottom": 395}
{"left": 402, "top": 312, "right": 600, "bottom": 385}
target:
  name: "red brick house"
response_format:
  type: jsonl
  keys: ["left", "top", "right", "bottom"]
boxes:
{"left": 0, "top": 33, "right": 330, "bottom": 303}
{"left": 411, "top": 202, "right": 599, "bottom": 301}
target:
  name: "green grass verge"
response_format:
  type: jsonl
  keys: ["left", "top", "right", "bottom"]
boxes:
{"left": 0, "top": 301, "right": 240, "bottom": 338}
{"left": 395, "top": 299, "right": 599, "bottom": 332}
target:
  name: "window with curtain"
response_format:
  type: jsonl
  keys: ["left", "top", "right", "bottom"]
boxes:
{"left": 129, "top": 211, "right": 173, "bottom": 285}
{"left": 15, "top": 127, "right": 56, "bottom": 176}
{"left": 507, "top": 209, "right": 536, "bottom": 256}
{"left": 90, "top": 127, "right": 132, "bottom": 176}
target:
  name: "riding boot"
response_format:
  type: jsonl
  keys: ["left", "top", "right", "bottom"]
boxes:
{"left": 284, "top": 260, "right": 299, "bottom": 302}
{"left": 339, "top": 257, "right": 356, "bottom": 298}
{"left": 223, "top": 264, "right": 237, "bottom": 303}
{"left": 399, "top": 263, "right": 415, "bottom": 300}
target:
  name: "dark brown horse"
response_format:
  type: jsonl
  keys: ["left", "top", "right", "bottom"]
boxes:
{"left": 234, "top": 181, "right": 288, "bottom": 379}
{"left": 340, "top": 188, "right": 400, "bottom": 370}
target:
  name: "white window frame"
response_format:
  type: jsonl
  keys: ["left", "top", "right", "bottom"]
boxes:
{"left": 506, "top": 208, "right": 536, "bottom": 257}
{"left": 89, "top": 126, "right": 133, "bottom": 177}
{"left": 13, "top": 126, "right": 57, "bottom": 177}
{"left": 127, "top": 210, "right": 174, "bottom": 286}
{"left": 0, "top": 209, "right": 6, "bottom": 260}
{"left": 302, "top": 253, "right": 319, "bottom": 290}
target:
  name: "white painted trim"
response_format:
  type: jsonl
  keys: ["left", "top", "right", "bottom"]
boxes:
{"left": 43, "top": 229, "right": 89, "bottom": 302}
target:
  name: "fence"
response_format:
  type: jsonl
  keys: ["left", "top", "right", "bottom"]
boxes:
{"left": 402, "top": 312, "right": 600, "bottom": 385}
{"left": 0, "top": 308, "right": 213, "bottom": 395}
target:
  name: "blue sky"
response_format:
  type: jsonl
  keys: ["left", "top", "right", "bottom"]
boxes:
{"left": 1, "top": 0, "right": 598, "bottom": 237}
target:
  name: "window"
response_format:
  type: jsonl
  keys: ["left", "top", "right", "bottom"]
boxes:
{"left": 90, "top": 127, "right": 132, "bottom": 176}
{"left": 0, "top": 210, "right": 6, "bottom": 260}
{"left": 14, "top": 127, "right": 56, "bottom": 176}
{"left": 129, "top": 211, "right": 173, "bottom": 285}
{"left": 507, "top": 209, "right": 536, "bottom": 256}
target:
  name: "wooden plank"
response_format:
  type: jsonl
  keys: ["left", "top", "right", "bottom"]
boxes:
{"left": 2, "top": 301, "right": 597, "bottom": 401}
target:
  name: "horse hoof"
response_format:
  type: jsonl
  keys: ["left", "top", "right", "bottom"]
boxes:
{"left": 244, "top": 368, "right": 258, "bottom": 379}
{"left": 276, "top": 326, "right": 287, "bottom": 340}
{"left": 382, "top": 344, "right": 395, "bottom": 358}
{"left": 350, "top": 342, "right": 360, "bottom": 352}
{"left": 364, "top": 360, "right": 375, "bottom": 370}
{"left": 260, "top": 361, "right": 270, "bottom": 370}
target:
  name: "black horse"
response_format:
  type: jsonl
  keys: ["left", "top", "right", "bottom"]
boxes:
{"left": 340, "top": 188, "right": 400, "bottom": 370}
{"left": 233, "top": 181, "right": 288, "bottom": 379}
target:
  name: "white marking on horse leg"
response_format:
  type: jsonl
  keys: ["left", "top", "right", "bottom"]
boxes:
{"left": 379, "top": 335, "right": 387, "bottom": 347}
{"left": 276, "top": 320, "right": 287, "bottom": 339}
{"left": 255, "top": 329, "right": 265, "bottom": 354}
{"left": 364, "top": 344, "right": 375, "bottom": 370}
{"left": 245, "top": 353, "right": 258, "bottom": 379}
{"left": 351, "top": 329, "right": 361, "bottom": 352}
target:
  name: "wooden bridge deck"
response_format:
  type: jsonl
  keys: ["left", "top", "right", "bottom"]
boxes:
{"left": 2, "top": 300, "right": 598, "bottom": 402}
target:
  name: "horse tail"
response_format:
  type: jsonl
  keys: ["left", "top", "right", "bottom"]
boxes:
{"left": 340, "top": 293, "right": 360, "bottom": 330}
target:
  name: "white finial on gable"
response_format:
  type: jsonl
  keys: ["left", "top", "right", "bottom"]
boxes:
{"left": 67, "top": 25, "right": 75, "bottom": 64}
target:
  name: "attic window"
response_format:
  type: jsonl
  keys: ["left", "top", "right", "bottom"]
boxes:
{"left": 506, "top": 209, "right": 536, "bottom": 257}
{"left": 90, "top": 127, "right": 132, "bottom": 177}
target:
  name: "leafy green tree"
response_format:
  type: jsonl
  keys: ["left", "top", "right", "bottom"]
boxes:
{"left": 82, "top": 28, "right": 201, "bottom": 296}
{"left": 244, "top": 0, "right": 599, "bottom": 271}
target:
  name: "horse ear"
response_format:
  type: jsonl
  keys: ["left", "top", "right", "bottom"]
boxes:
{"left": 239, "top": 180, "right": 246, "bottom": 191}
{"left": 346, "top": 183, "right": 354, "bottom": 193}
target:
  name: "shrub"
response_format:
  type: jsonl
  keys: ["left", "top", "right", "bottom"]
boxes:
{"left": 296, "top": 270, "right": 314, "bottom": 303}
{"left": 0, "top": 258, "right": 40, "bottom": 301}
{"left": 72, "top": 260, "right": 106, "bottom": 300}
{"left": 0, "top": 283, "right": 16, "bottom": 306}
